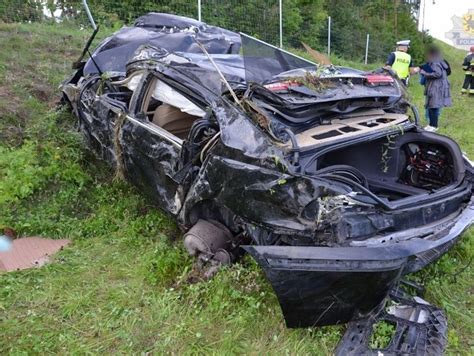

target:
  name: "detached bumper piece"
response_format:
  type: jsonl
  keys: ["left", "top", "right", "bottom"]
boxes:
{"left": 335, "top": 287, "right": 447, "bottom": 356}
{"left": 245, "top": 199, "right": 474, "bottom": 329}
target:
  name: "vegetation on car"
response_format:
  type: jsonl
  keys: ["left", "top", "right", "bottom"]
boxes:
{"left": 0, "top": 22, "right": 472, "bottom": 354}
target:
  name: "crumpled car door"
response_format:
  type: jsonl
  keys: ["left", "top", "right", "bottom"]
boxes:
{"left": 77, "top": 75, "right": 130, "bottom": 164}
{"left": 119, "top": 113, "right": 184, "bottom": 215}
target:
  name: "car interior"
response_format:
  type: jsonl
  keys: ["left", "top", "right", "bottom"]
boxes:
{"left": 141, "top": 78, "right": 201, "bottom": 139}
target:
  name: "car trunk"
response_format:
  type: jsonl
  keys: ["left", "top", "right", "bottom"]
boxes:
{"left": 311, "top": 129, "right": 465, "bottom": 202}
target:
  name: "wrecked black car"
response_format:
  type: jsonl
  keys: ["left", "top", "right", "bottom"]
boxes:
{"left": 61, "top": 13, "right": 474, "bottom": 354}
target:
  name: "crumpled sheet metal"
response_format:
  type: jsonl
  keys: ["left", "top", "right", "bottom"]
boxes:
{"left": 0, "top": 237, "right": 70, "bottom": 272}
{"left": 120, "top": 118, "right": 184, "bottom": 215}
{"left": 335, "top": 287, "right": 448, "bottom": 355}
{"left": 76, "top": 76, "right": 119, "bottom": 163}
{"left": 84, "top": 13, "right": 241, "bottom": 75}
{"left": 243, "top": 199, "right": 474, "bottom": 328}
{"left": 178, "top": 153, "right": 349, "bottom": 235}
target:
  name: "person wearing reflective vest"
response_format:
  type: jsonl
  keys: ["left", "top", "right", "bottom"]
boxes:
{"left": 385, "top": 40, "right": 419, "bottom": 85}
{"left": 461, "top": 46, "right": 474, "bottom": 95}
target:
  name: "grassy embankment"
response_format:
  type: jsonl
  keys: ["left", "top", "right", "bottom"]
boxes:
{"left": 0, "top": 22, "right": 472, "bottom": 354}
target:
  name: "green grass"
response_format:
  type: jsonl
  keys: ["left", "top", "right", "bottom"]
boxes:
{"left": 0, "top": 22, "right": 472, "bottom": 354}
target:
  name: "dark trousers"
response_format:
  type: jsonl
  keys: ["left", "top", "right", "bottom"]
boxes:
{"left": 462, "top": 73, "right": 473, "bottom": 93}
{"left": 427, "top": 108, "right": 441, "bottom": 128}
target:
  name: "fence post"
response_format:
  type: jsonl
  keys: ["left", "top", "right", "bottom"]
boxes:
{"left": 198, "top": 0, "right": 202, "bottom": 21}
{"left": 365, "top": 33, "right": 370, "bottom": 65}
{"left": 279, "top": 0, "right": 283, "bottom": 48}
{"left": 82, "top": 0, "right": 97, "bottom": 30}
{"left": 327, "top": 16, "right": 331, "bottom": 57}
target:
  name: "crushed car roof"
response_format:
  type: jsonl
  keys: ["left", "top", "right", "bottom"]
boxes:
{"left": 84, "top": 12, "right": 241, "bottom": 75}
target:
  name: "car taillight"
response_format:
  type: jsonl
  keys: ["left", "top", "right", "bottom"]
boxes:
{"left": 264, "top": 81, "right": 299, "bottom": 91}
{"left": 365, "top": 74, "right": 394, "bottom": 85}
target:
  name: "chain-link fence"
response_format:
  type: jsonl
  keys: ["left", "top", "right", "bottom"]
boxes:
{"left": 0, "top": 1, "right": 421, "bottom": 64}
{"left": 0, "top": 1, "right": 280, "bottom": 42}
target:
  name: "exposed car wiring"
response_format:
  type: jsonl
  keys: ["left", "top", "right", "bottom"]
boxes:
{"left": 317, "top": 173, "right": 392, "bottom": 210}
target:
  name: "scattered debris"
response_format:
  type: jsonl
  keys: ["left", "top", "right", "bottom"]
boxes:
{"left": 0, "top": 237, "right": 70, "bottom": 272}
{"left": 336, "top": 286, "right": 447, "bottom": 355}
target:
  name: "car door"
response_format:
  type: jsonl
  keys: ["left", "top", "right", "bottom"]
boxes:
{"left": 77, "top": 74, "right": 132, "bottom": 164}
{"left": 119, "top": 72, "right": 202, "bottom": 215}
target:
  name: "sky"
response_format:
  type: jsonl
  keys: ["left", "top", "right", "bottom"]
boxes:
{"left": 418, "top": 0, "right": 473, "bottom": 47}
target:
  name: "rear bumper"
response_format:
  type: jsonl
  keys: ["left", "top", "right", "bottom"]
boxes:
{"left": 244, "top": 198, "right": 474, "bottom": 328}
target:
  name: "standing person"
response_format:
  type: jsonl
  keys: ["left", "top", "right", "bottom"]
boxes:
{"left": 419, "top": 46, "right": 452, "bottom": 132}
{"left": 385, "top": 40, "right": 419, "bottom": 85}
{"left": 461, "top": 46, "right": 474, "bottom": 95}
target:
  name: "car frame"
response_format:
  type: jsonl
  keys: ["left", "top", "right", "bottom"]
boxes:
{"left": 61, "top": 13, "right": 474, "bottom": 354}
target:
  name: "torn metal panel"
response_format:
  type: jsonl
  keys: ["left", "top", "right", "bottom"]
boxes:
{"left": 83, "top": 13, "right": 241, "bottom": 75}
{"left": 120, "top": 117, "right": 184, "bottom": 214}
{"left": 244, "top": 199, "right": 474, "bottom": 327}
{"left": 336, "top": 288, "right": 448, "bottom": 355}
{"left": 179, "top": 153, "right": 351, "bottom": 235}
{"left": 75, "top": 74, "right": 129, "bottom": 164}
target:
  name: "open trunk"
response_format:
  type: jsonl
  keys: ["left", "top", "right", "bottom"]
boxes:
{"left": 310, "top": 129, "right": 465, "bottom": 202}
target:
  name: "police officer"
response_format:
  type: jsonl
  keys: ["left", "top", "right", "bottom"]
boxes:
{"left": 385, "top": 40, "right": 419, "bottom": 85}
{"left": 461, "top": 46, "right": 474, "bottom": 95}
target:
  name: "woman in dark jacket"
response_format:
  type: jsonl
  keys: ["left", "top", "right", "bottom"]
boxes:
{"left": 419, "top": 46, "right": 452, "bottom": 132}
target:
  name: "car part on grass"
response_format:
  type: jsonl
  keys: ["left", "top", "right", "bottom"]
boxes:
{"left": 61, "top": 12, "right": 474, "bottom": 354}
{"left": 184, "top": 219, "right": 233, "bottom": 256}
{"left": 183, "top": 219, "right": 242, "bottom": 270}
{"left": 0, "top": 237, "right": 70, "bottom": 272}
{"left": 335, "top": 287, "right": 447, "bottom": 355}
{"left": 245, "top": 198, "right": 473, "bottom": 328}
